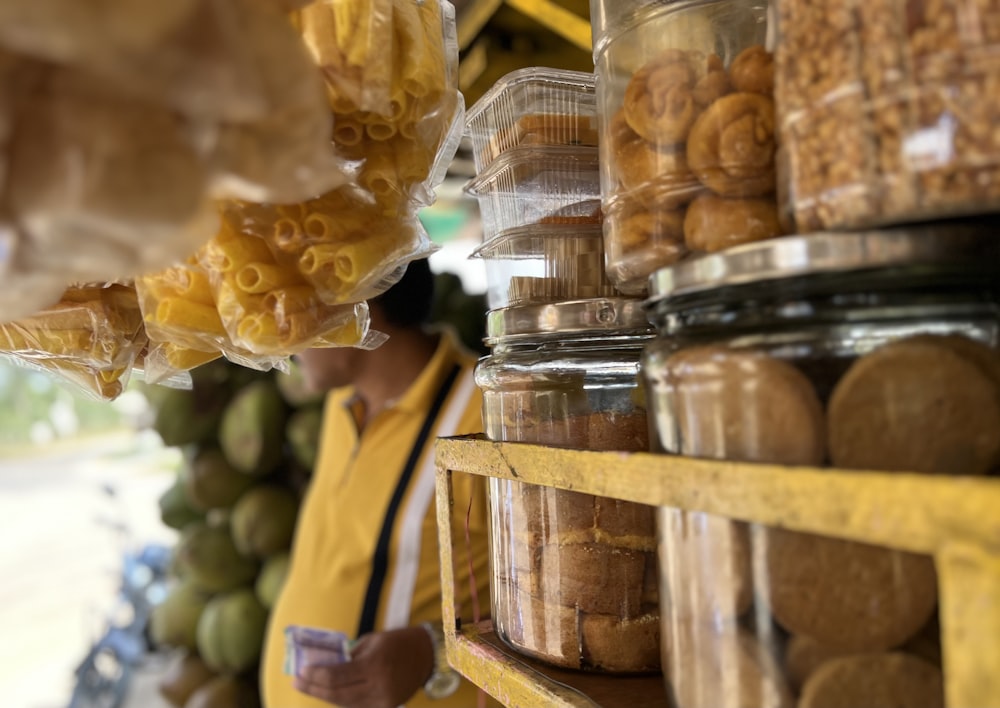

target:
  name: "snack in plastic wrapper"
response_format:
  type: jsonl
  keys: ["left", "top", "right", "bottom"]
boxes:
{"left": 0, "top": 283, "right": 147, "bottom": 400}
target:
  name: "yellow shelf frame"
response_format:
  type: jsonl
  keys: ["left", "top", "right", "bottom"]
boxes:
{"left": 434, "top": 435, "right": 1000, "bottom": 708}
{"left": 456, "top": 0, "right": 592, "bottom": 52}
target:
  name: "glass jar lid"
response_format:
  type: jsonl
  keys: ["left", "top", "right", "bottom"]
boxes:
{"left": 647, "top": 221, "right": 1000, "bottom": 309}
{"left": 485, "top": 297, "right": 652, "bottom": 344}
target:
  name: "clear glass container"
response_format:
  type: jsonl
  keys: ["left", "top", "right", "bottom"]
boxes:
{"left": 466, "top": 145, "right": 602, "bottom": 244}
{"left": 476, "top": 298, "right": 660, "bottom": 672}
{"left": 465, "top": 67, "right": 598, "bottom": 173}
{"left": 641, "top": 225, "right": 1000, "bottom": 707}
{"left": 593, "top": 0, "right": 778, "bottom": 295}
{"left": 775, "top": 0, "right": 1000, "bottom": 232}
{"left": 474, "top": 223, "right": 616, "bottom": 309}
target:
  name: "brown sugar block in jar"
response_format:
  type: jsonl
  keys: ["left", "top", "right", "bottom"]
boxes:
{"left": 594, "top": 496, "right": 656, "bottom": 540}
{"left": 828, "top": 335, "right": 1000, "bottom": 475}
{"left": 580, "top": 611, "right": 660, "bottom": 673}
{"left": 665, "top": 346, "right": 826, "bottom": 465}
{"left": 515, "top": 483, "right": 597, "bottom": 539}
{"left": 798, "top": 653, "right": 944, "bottom": 708}
{"left": 505, "top": 586, "right": 582, "bottom": 668}
{"left": 766, "top": 529, "right": 938, "bottom": 651}
{"left": 665, "top": 623, "right": 794, "bottom": 708}
{"left": 536, "top": 542, "right": 647, "bottom": 617}
{"left": 683, "top": 192, "right": 784, "bottom": 253}
{"left": 784, "top": 635, "right": 858, "bottom": 694}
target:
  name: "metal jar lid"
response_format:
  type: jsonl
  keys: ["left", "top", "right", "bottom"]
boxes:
{"left": 485, "top": 297, "right": 653, "bottom": 344}
{"left": 647, "top": 221, "right": 1000, "bottom": 308}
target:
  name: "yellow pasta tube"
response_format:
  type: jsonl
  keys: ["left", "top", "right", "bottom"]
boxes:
{"left": 153, "top": 298, "right": 228, "bottom": 337}
{"left": 303, "top": 213, "right": 341, "bottom": 243}
{"left": 334, "top": 230, "right": 402, "bottom": 285}
{"left": 393, "top": 0, "right": 445, "bottom": 100}
{"left": 263, "top": 286, "right": 319, "bottom": 316}
{"left": 0, "top": 325, "right": 95, "bottom": 356}
{"left": 317, "top": 317, "right": 365, "bottom": 347}
{"left": 236, "top": 311, "right": 280, "bottom": 345}
{"left": 235, "top": 262, "right": 302, "bottom": 294}
{"left": 332, "top": 115, "right": 365, "bottom": 146}
{"left": 273, "top": 218, "right": 306, "bottom": 253}
{"left": 365, "top": 119, "right": 397, "bottom": 141}
{"left": 211, "top": 230, "right": 275, "bottom": 272}
{"left": 163, "top": 343, "right": 222, "bottom": 371}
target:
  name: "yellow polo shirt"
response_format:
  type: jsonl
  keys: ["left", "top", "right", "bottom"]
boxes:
{"left": 262, "top": 332, "right": 494, "bottom": 708}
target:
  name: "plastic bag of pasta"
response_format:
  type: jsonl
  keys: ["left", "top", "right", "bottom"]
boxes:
{"left": 301, "top": 0, "right": 463, "bottom": 207}
{"left": 0, "top": 283, "right": 147, "bottom": 399}
{"left": 216, "top": 182, "right": 437, "bottom": 307}
{"left": 198, "top": 217, "right": 387, "bottom": 358}
{"left": 135, "top": 256, "right": 290, "bottom": 384}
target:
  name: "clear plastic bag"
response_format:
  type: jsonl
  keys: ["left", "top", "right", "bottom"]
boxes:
{"left": 0, "top": 283, "right": 146, "bottom": 399}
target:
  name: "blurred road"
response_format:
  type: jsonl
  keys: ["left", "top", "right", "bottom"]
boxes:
{"left": 0, "top": 431, "right": 179, "bottom": 708}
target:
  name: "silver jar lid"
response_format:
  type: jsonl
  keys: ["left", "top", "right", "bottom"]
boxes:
{"left": 647, "top": 222, "right": 1000, "bottom": 303}
{"left": 485, "top": 297, "right": 652, "bottom": 344}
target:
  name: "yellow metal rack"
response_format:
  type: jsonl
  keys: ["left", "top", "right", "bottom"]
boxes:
{"left": 434, "top": 435, "right": 1000, "bottom": 708}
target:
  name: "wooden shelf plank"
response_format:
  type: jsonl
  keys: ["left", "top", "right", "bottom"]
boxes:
{"left": 447, "top": 621, "right": 666, "bottom": 708}
{"left": 435, "top": 435, "right": 1000, "bottom": 555}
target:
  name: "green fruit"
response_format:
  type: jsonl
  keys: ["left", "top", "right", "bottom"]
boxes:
{"left": 196, "top": 589, "right": 268, "bottom": 675}
{"left": 275, "top": 360, "right": 325, "bottom": 407}
{"left": 255, "top": 552, "right": 290, "bottom": 610}
{"left": 219, "top": 381, "right": 288, "bottom": 476}
{"left": 182, "top": 448, "right": 256, "bottom": 512}
{"left": 184, "top": 675, "right": 260, "bottom": 708}
{"left": 151, "top": 387, "right": 225, "bottom": 448}
{"left": 286, "top": 407, "right": 323, "bottom": 471}
{"left": 230, "top": 485, "right": 299, "bottom": 558}
{"left": 158, "top": 478, "right": 205, "bottom": 530}
{"left": 150, "top": 581, "right": 211, "bottom": 651}
{"left": 175, "top": 522, "right": 258, "bottom": 593}
{"left": 158, "top": 651, "right": 216, "bottom": 708}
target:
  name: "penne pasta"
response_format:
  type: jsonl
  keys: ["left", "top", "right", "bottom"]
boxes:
{"left": 263, "top": 285, "right": 320, "bottom": 316}
{"left": 154, "top": 298, "right": 228, "bottom": 337}
{"left": 209, "top": 230, "right": 275, "bottom": 272}
{"left": 302, "top": 212, "right": 341, "bottom": 243}
{"left": 0, "top": 325, "right": 95, "bottom": 357}
{"left": 273, "top": 218, "right": 306, "bottom": 253}
{"left": 333, "top": 230, "right": 401, "bottom": 285}
{"left": 332, "top": 115, "right": 365, "bottom": 146}
{"left": 235, "top": 261, "right": 303, "bottom": 294}
{"left": 162, "top": 343, "right": 222, "bottom": 371}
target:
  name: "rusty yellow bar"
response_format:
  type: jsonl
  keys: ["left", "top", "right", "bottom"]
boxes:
{"left": 457, "top": 0, "right": 505, "bottom": 50}
{"left": 503, "top": 0, "right": 592, "bottom": 52}
{"left": 434, "top": 465, "right": 458, "bottom": 638}
{"left": 938, "top": 544, "right": 1000, "bottom": 708}
{"left": 436, "top": 436, "right": 1000, "bottom": 555}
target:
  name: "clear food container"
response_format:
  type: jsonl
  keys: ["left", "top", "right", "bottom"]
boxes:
{"left": 641, "top": 225, "right": 1000, "bottom": 707}
{"left": 465, "top": 67, "right": 598, "bottom": 173}
{"left": 775, "top": 0, "right": 1000, "bottom": 232}
{"left": 465, "top": 145, "right": 602, "bottom": 244}
{"left": 474, "top": 223, "right": 616, "bottom": 309}
{"left": 592, "top": 0, "right": 778, "bottom": 295}
{"left": 476, "top": 298, "right": 659, "bottom": 672}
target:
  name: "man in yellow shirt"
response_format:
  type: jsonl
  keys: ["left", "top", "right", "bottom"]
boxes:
{"left": 261, "top": 259, "right": 492, "bottom": 708}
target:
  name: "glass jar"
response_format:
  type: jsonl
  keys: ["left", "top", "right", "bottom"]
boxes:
{"left": 476, "top": 298, "right": 660, "bottom": 672}
{"left": 775, "top": 0, "right": 1000, "bottom": 233}
{"left": 641, "top": 226, "right": 1000, "bottom": 707}
{"left": 592, "top": 0, "right": 778, "bottom": 295}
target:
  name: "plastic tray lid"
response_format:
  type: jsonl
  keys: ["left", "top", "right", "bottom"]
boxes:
{"left": 472, "top": 223, "right": 605, "bottom": 260}
{"left": 465, "top": 67, "right": 599, "bottom": 172}
{"left": 465, "top": 145, "right": 601, "bottom": 198}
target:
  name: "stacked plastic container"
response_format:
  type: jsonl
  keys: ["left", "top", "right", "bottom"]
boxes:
{"left": 466, "top": 68, "right": 660, "bottom": 674}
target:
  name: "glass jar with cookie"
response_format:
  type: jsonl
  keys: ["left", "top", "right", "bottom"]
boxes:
{"left": 476, "top": 298, "right": 659, "bottom": 672}
{"left": 591, "top": 0, "right": 781, "bottom": 295}
{"left": 641, "top": 225, "right": 1000, "bottom": 707}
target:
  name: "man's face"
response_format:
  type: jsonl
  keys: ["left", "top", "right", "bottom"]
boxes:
{"left": 295, "top": 347, "right": 363, "bottom": 393}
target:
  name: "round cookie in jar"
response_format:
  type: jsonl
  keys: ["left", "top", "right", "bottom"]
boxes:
{"left": 640, "top": 225, "right": 1000, "bottom": 707}
{"left": 475, "top": 298, "right": 660, "bottom": 672}
{"left": 594, "top": 0, "right": 783, "bottom": 295}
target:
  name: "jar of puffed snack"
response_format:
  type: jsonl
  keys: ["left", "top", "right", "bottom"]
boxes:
{"left": 476, "top": 298, "right": 659, "bottom": 672}
{"left": 775, "top": 0, "right": 1000, "bottom": 232}
{"left": 592, "top": 0, "right": 780, "bottom": 295}
{"left": 641, "top": 225, "right": 1000, "bottom": 708}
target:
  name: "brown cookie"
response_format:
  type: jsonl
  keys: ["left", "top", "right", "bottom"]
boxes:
{"left": 660, "top": 510, "right": 753, "bottom": 620}
{"left": 580, "top": 611, "right": 660, "bottom": 673}
{"left": 606, "top": 203, "right": 686, "bottom": 255}
{"left": 665, "top": 346, "right": 826, "bottom": 465}
{"left": 729, "top": 45, "right": 775, "bottom": 95}
{"left": 664, "top": 623, "right": 794, "bottom": 708}
{"left": 766, "top": 529, "right": 938, "bottom": 651}
{"left": 828, "top": 336, "right": 1000, "bottom": 474}
{"left": 499, "top": 586, "right": 582, "bottom": 668}
{"left": 622, "top": 49, "right": 704, "bottom": 145}
{"left": 687, "top": 92, "right": 777, "bottom": 197}
{"left": 784, "top": 635, "right": 857, "bottom": 693}
{"left": 799, "top": 653, "right": 944, "bottom": 708}
{"left": 683, "top": 192, "right": 784, "bottom": 252}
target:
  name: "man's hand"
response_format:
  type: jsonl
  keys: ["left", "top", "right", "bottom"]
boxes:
{"left": 294, "top": 626, "right": 434, "bottom": 708}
